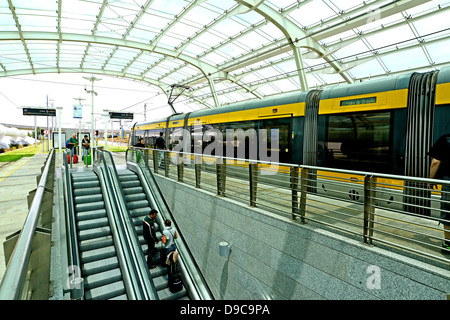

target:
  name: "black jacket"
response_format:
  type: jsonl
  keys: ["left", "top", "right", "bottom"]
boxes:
{"left": 143, "top": 216, "right": 157, "bottom": 243}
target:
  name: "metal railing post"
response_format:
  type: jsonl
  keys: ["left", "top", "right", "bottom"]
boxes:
{"left": 177, "top": 152, "right": 184, "bottom": 182}
{"left": 195, "top": 154, "right": 202, "bottom": 188}
{"left": 291, "top": 166, "right": 300, "bottom": 220}
{"left": 364, "top": 175, "right": 376, "bottom": 245}
{"left": 299, "top": 167, "right": 308, "bottom": 223}
{"left": 164, "top": 151, "right": 169, "bottom": 177}
{"left": 249, "top": 162, "right": 258, "bottom": 207}
{"left": 153, "top": 150, "right": 158, "bottom": 173}
{"left": 216, "top": 158, "right": 226, "bottom": 196}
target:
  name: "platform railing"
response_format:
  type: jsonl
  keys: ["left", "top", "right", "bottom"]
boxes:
{"left": 127, "top": 147, "right": 450, "bottom": 265}
{"left": 0, "top": 149, "right": 55, "bottom": 300}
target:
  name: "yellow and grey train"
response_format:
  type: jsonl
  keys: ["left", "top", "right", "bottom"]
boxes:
{"left": 130, "top": 67, "right": 450, "bottom": 216}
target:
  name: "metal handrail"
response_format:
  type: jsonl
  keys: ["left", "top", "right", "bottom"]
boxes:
{"left": 96, "top": 149, "right": 159, "bottom": 300}
{"left": 129, "top": 147, "right": 450, "bottom": 265}
{"left": 0, "top": 149, "right": 55, "bottom": 300}
{"left": 62, "top": 150, "right": 83, "bottom": 299}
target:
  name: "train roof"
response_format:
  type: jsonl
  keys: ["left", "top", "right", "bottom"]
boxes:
{"left": 437, "top": 65, "right": 450, "bottom": 84}
{"left": 135, "top": 66, "right": 450, "bottom": 128}
{"left": 320, "top": 72, "right": 414, "bottom": 100}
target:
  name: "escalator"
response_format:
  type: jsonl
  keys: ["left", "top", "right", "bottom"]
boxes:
{"left": 116, "top": 169, "right": 189, "bottom": 300}
{"left": 70, "top": 171, "right": 127, "bottom": 300}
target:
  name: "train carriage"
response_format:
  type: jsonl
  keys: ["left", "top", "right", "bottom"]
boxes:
{"left": 130, "top": 66, "right": 450, "bottom": 219}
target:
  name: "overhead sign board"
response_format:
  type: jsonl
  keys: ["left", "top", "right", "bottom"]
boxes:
{"left": 23, "top": 108, "right": 56, "bottom": 117}
{"left": 109, "top": 112, "right": 133, "bottom": 120}
{"left": 73, "top": 105, "right": 83, "bottom": 119}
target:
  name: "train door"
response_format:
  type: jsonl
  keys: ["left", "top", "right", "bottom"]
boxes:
{"left": 258, "top": 118, "right": 291, "bottom": 164}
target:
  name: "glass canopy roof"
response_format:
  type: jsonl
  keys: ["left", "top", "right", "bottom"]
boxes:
{"left": 0, "top": 0, "right": 449, "bottom": 111}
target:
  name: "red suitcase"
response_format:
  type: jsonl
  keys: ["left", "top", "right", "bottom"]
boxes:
{"left": 67, "top": 154, "right": 78, "bottom": 164}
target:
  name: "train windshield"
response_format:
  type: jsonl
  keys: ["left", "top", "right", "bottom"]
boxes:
{"left": 325, "top": 112, "right": 392, "bottom": 173}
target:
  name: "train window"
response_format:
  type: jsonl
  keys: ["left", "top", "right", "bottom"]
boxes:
{"left": 132, "top": 130, "right": 145, "bottom": 146}
{"left": 226, "top": 121, "right": 257, "bottom": 160}
{"left": 325, "top": 112, "right": 392, "bottom": 172}
{"left": 148, "top": 129, "right": 161, "bottom": 148}
{"left": 259, "top": 118, "right": 291, "bottom": 164}
{"left": 169, "top": 127, "right": 184, "bottom": 150}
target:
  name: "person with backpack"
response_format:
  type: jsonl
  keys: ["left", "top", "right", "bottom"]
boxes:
{"left": 142, "top": 209, "right": 159, "bottom": 269}
{"left": 160, "top": 219, "right": 178, "bottom": 267}
{"left": 67, "top": 133, "right": 78, "bottom": 155}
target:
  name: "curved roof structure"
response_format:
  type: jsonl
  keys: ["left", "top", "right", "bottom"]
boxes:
{"left": 0, "top": 0, "right": 449, "bottom": 111}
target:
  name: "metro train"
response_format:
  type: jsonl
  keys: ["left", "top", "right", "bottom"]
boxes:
{"left": 129, "top": 66, "right": 450, "bottom": 216}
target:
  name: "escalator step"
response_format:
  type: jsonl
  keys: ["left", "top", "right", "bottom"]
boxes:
{"left": 129, "top": 207, "right": 150, "bottom": 218}
{"left": 109, "top": 294, "right": 128, "bottom": 300}
{"left": 74, "top": 187, "right": 102, "bottom": 197}
{"left": 84, "top": 280, "right": 126, "bottom": 300}
{"left": 82, "top": 256, "right": 119, "bottom": 276}
{"left": 71, "top": 171, "right": 97, "bottom": 180}
{"left": 149, "top": 265, "right": 167, "bottom": 278}
{"left": 84, "top": 268, "right": 123, "bottom": 290}
{"left": 153, "top": 275, "right": 169, "bottom": 291}
{"left": 75, "top": 201, "right": 105, "bottom": 213}
{"left": 78, "top": 225, "right": 111, "bottom": 241}
{"left": 77, "top": 217, "right": 109, "bottom": 231}
{"left": 80, "top": 245, "right": 117, "bottom": 264}
{"left": 124, "top": 193, "right": 146, "bottom": 202}
{"left": 127, "top": 200, "right": 149, "bottom": 209}
{"left": 122, "top": 186, "right": 144, "bottom": 195}
{"left": 76, "top": 208, "right": 107, "bottom": 221}
{"left": 72, "top": 180, "right": 100, "bottom": 189}
{"left": 74, "top": 194, "right": 103, "bottom": 204}
{"left": 120, "top": 180, "right": 141, "bottom": 188}
{"left": 79, "top": 236, "right": 114, "bottom": 252}
{"left": 159, "top": 287, "right": 188, "bottom": 301}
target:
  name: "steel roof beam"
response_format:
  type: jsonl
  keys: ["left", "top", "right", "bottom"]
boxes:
{"left": 80, "top": 0, "right": 109, "bottom": 69}
{"left": 7, "top": 0, "right": 35, "bottom": 74}
{"left": 308, "top": 0, "right": 432, "bottom": 42}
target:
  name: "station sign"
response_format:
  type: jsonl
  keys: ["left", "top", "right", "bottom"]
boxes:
{"left": 109, "top": 112, "right": 133, "bottom": 120}
{"left": 23, "top": 107, "right": 56, "bottom": 117}
{"left": 73, "top": 105, "right": 83, "bottom": 119}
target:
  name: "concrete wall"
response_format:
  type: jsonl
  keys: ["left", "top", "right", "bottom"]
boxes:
{"left": 155, "top": 176, "right": 450, "bottom": 300}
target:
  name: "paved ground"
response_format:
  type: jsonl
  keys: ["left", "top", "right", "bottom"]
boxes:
{"left": 0, "top": 153, "right": 48, "bottom": 282}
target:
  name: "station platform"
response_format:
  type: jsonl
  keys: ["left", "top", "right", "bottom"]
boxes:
{"left": 0, "top": 153, "right": 49, "bottom": 282}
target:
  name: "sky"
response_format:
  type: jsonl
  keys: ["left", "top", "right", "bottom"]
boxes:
{"left": 0, "top": 72, "right": 197, "bottom": 132}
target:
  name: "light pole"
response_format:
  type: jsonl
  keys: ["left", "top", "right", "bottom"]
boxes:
{"left": 73, "top": 97, "right": 85, "bottom": 158}
{"left": 83, "top": 76, "right": 101, "bottom": 166}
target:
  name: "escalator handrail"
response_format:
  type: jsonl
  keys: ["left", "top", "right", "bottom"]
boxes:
{"left": 97, "top": 149, "right": 159, "bottom": 300}
{"left": 126, "top": 147, "right": 214, "bottom": 300}
{"left": 62, "top": 150, "right": 84, "bottom": 299}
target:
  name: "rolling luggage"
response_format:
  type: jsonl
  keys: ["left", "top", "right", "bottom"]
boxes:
{"left": 67, "top": 154, "right": 78, "bottom": 164}
{"left": 83, "top": 154, "right": 91, "bottom": 165}
{"left": 167, "top": 251, "right": 183, "bottom": 293}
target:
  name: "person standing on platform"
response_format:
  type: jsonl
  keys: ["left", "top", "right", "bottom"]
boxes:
{"left": 155, "top": 132, "right": 167, "bottom": 168}
{"left": 143, "top": 209, "right": 159, "bottom": 269}
{"left": 82, "top": 135, "right": 90, "bottom": 161}
{"left": 429, "top": 133, "right": 450, "bottom": 254}
{"left": 67, "top": 133, "right": 78, "bottom": 155}
{"left": 134, "top": 138, "right": 145, "bottom": 148}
